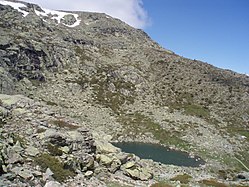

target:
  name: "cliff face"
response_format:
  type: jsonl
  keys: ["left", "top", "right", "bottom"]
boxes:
{"left": 0, "top": 0, "right": 249, "bottom": 186}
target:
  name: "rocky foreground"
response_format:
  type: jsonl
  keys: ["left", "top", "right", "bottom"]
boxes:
{"left": 1, "top": 94, "right": 248, "bottom": 187}
{"left": 0, "top": 0, "right": 249, "bottom": 186}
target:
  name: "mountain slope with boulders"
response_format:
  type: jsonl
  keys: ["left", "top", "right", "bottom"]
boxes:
{"left": 0, "top": 0, "right": 249, "bottom": 186}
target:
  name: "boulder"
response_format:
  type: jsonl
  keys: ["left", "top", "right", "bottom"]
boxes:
{"left": 124, "top": 167, "right": 153, "bottom": 181}
{"left": 11, "top": 167, "right": 33, "bottom": 180}
{"left": 109, "top": 158, "right": 121, "bottom": 173}
{"left": 44, "top": 130, "right": 67, "bottom": 146}
{"left": 61, "top": 14, "right": 77, "bottom": 26}
{"left": 44, "top": 181, "right": 61, "bottom": 187}
{"left": 116, "top": 152, "right": 132, "bottom": 164}
{"left": 25, "top": 146, "right": 39, "bottom": 156}
{"left": 12, "top": 141, "right": 23, "bottom": 153}
{"left": 237, "top": 172, "right": 249, "bottom": 180}
{"left": 6, "top": 152, "right": 23, "bottom": 164}
{"left": 18, "top": 169, "right": 33, "bottom": 180}
{"left": 95, "top": 140, "right": 120, "bottom": 154}
{"left": 0, "top": 94, "right": 31, "bottom": 107}
{"left": 97, "top": 154, "right": 113, "bottom": 166}
{"left": 122, "top": 161, "right": 135, "bottom": 169}
{"left": 84, "top": 170, "right": 93, "bottom": 178}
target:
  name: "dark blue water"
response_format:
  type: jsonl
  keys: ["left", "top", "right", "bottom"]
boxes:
{"left": 112, "top": 142, "right": 205, "bottom": 167}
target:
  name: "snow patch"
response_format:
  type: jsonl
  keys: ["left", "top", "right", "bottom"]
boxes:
{"left": 34, "top": 8, "right": 81, "bottom": 27}
{"left": 0, "top": 0, "right": 29, "bottom": 17}
{"left": 0, "top": 0, "right": 81, "bottom": 27}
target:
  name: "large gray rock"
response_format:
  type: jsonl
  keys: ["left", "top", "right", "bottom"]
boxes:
{"left": 6, "top": 152, "right": 23, "bottom": 164}
{"left": 44, "top": 181, "right": 61, "bottom": 187}
{"left": 124, "top": 167, "right": 152, "bottom": 181}
{"left": 11, "top": 167, "right": 33, "bottom": 180}
{"left": 95, "top": 140, "right": 120, "bottom": 154}
{"left": 97, "top": 154, "right": 113, "bottom": 166}
{"left": 25, "top": 146, "right": 39, "bottom": 156}
{"left": 109, "top": 158, "right": 121, "bottom": 173}
{"left": 61, "top": 14, "right": 77, "bottom": 26}
{"left": 84, "top": 170, "right": 93, "bottom": 178}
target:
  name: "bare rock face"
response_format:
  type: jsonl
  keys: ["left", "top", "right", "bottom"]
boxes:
{"left": 61, "top": 14, "right": 77, "bottom": 26}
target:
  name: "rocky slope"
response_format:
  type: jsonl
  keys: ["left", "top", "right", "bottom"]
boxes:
{"left": 0, "top": 0, "right": 249, "bottom": 186}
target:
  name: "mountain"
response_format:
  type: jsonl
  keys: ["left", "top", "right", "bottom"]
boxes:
{"left": 0, "top": 0, "right": 249, "bottom": 186}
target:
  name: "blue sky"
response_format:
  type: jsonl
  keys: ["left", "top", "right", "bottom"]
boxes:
{"left": 142, "top": 0, "right": 249, "bottom": 75}
{"left": 20, "top": 0, "right": 249, "bottom": 75}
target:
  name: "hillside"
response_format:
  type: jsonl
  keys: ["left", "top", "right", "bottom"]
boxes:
{"left": 0, "top": 0, "right": 249, "bottom": 186}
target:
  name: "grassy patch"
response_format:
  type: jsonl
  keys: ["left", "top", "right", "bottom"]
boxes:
{"left": 67, "top": 65, "right": 136, "bottom": 113}
{"left": 169, "top": 103, "right": 210, "bottom": 119}
{"left": 170, "top": 174, "right": 192, "bottom": 184}
{"left": 35, "top": 153, "right": 75, "bottom": 182}
{"left": 200, "top": 179, "right": 228, "bottom": 187}
{"left": 183, "top": 104, "right": 210, "bottom": 118}
{"left": 75, "top": 46, "right": 92, "bottom": 62}
{"left": 118, "top": 112, "right": 190, "bottom": 149}
{"left": 150, "top": 182, "right": 173, "bottom": 187}
{"left": 46, "top": 100, "right": 58, "bottom": 106}
{"left": 46, "top": 144, "right": 63, "bottom": 156}
{"left": 36, "top": 128, "right": 46, "bottom": 134}
{"left": 50, "top": 120, "right": 79, "bottom": 130}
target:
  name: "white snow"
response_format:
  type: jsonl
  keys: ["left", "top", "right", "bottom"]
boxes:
{"left": 0, "top": 0, "right": 29, "bottom": 17}
{"left": 0, "top": 0, "right": 81, "bottom": 27}
{"left": 34, "top": 8, "right": 81, "bottom": 27}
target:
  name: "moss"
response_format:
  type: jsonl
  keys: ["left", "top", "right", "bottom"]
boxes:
{"left": 150, "top": 182, "right": 173, "bottom": 187}
{"left": 170, "top": 174, "right": 192, "bottom": 184}
{"left": 93, "top": 80, "right": 135, "bottom": 113}
{"left": 183, "top": 104, "right": 210, "bottom": 118}
{"left": 200, "top": 179, "right": 228, "bottom": 187}
{"left": 34, "top": 154, "right": 75, "bottom": 182}
{"left": 46, "top": 100, "right": 58, "bottom": 106}
{"left": 118, "top": 112, "right": 190, "bottom": 149}
{"left": 36, "top": 128, "right": 46, "bottom": 134}
{"left": 46, "top": 144, "right": 63, "bottom": 156}
{"left": 75, "top": 46, "right": 92, "bottom": 62}
{"left": 50, "top": 120, "right": 79, "bottom": 130}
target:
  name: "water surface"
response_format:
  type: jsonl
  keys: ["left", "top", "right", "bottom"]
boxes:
{"left": 113, "top": 142, "right": 205, "bottom": 167}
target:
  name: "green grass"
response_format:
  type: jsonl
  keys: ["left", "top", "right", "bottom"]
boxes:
{"left": 46, "top": 144, "right": 63, "bottom": 156}
{"left": 183, "top": 104, "right": 210, "bottom": 118}
{"left": 75, "top": 46, "right": 92, "bottom": 62}
{"left": 50, "top": 120, "right": 79, "bottom": 130}
{"left": 46, "top": 100, "right": 58, "bottom": 106}
{"left": 65, "top": 65, "right": 136, "bottom": 113}
{"left": 150, "top": 182, "right": 173, "bottom": 187}
{"left": 36, "top": 128, "right": 46, "bottom": 134}
{"left": 35, "top": 154, "right": 75, "bottom": 182}
{"left": 118, "top": 112, "right": 190, "bottom": 149}
{"left": 170, "top": 174, "right": 192, "bottom": 184}
{"left": 200, "top": 179, "right": 228, "bottom": 187}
